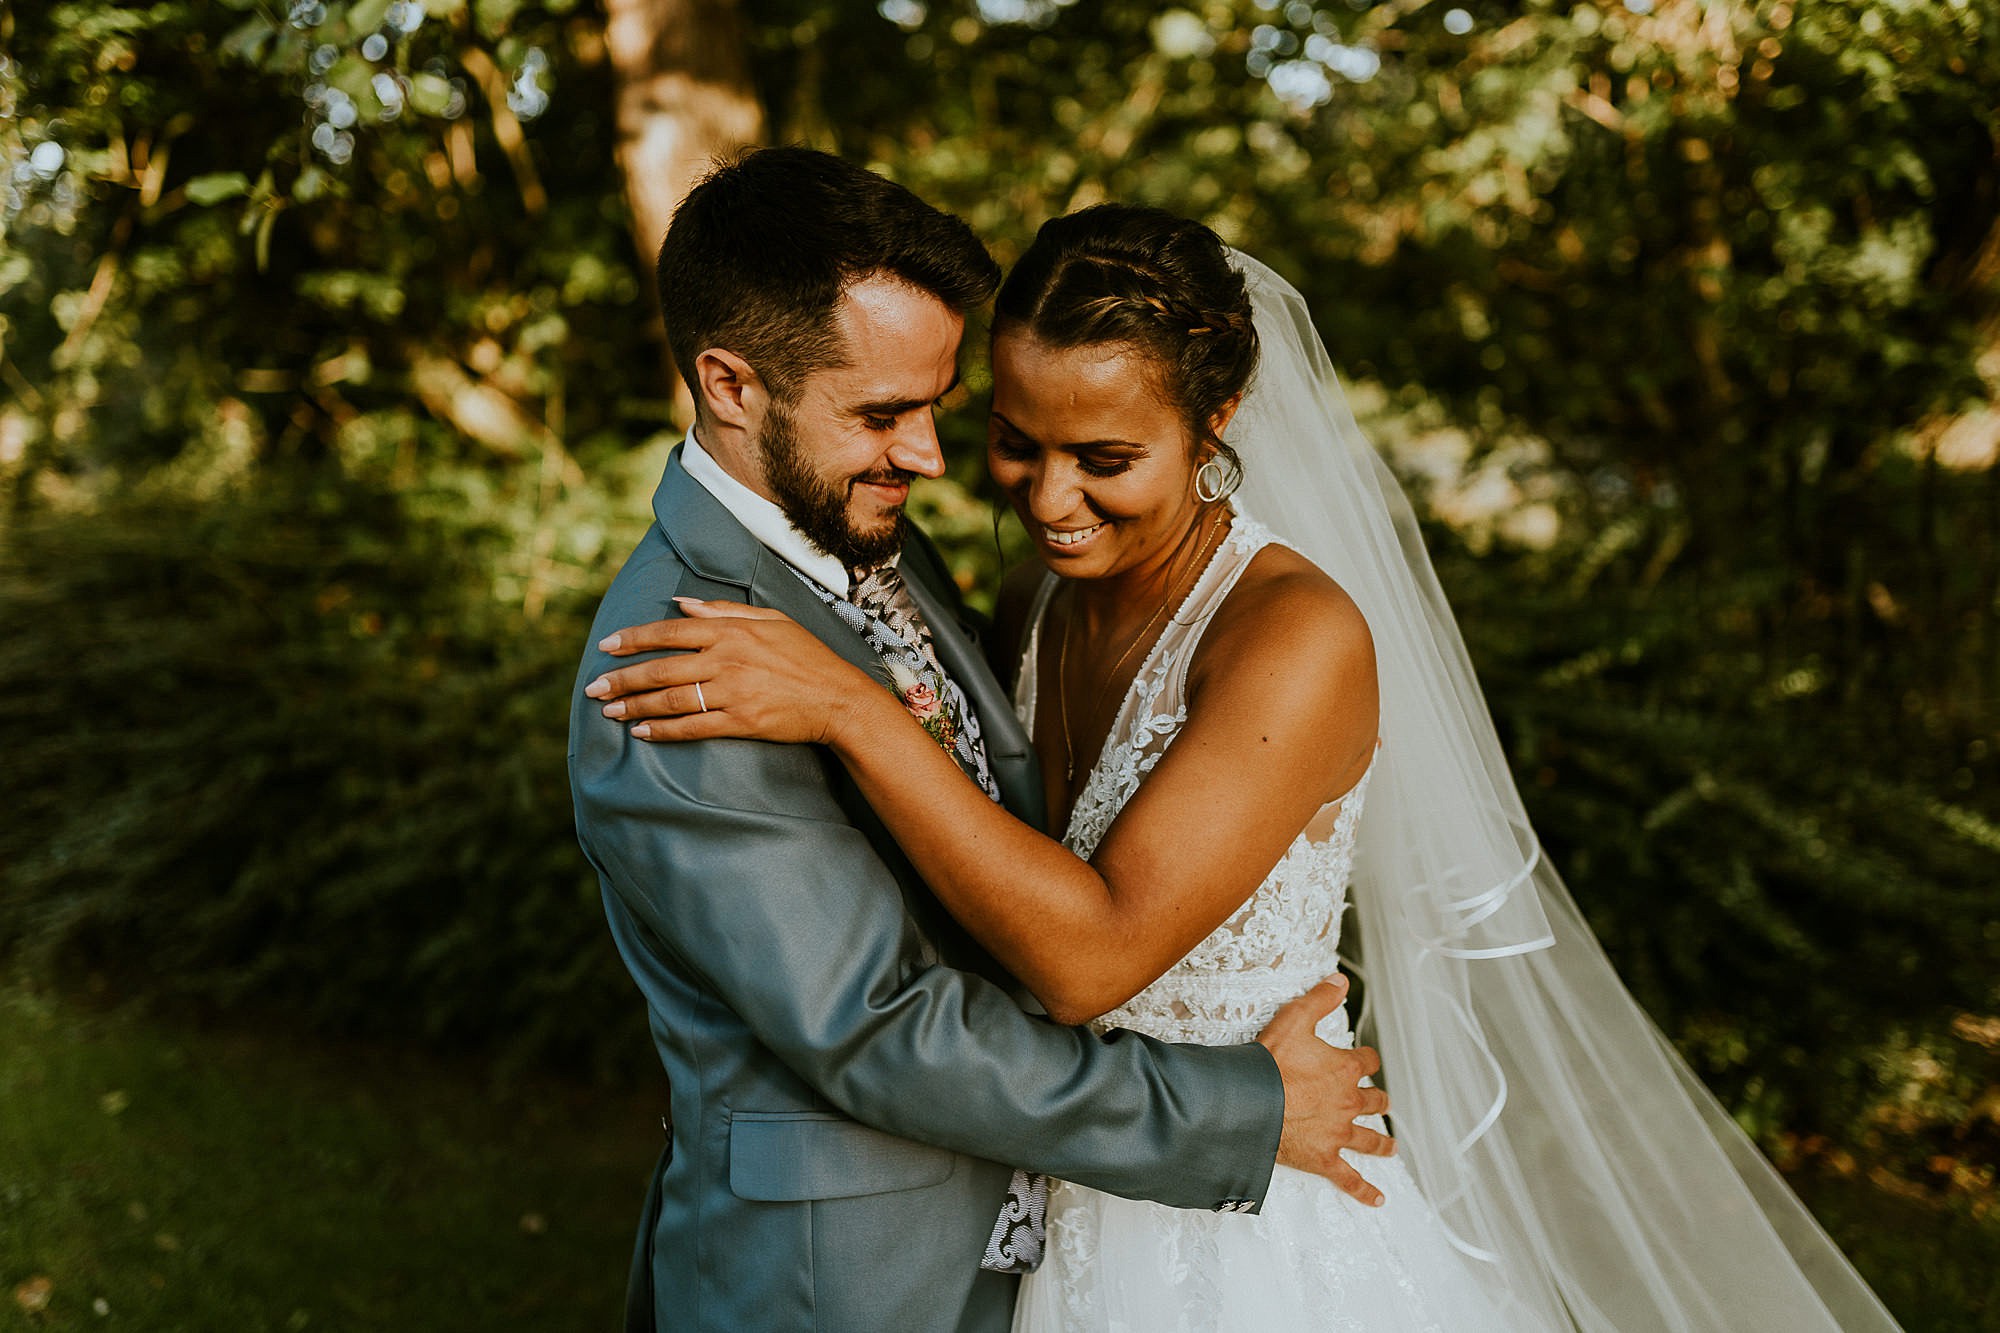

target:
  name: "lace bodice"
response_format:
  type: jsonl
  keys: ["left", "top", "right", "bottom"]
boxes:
{"left": 1014, "top": 516, "right": 1371, "bottom": 1047}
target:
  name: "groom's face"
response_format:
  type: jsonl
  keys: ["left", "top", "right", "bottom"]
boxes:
{"left": 756, "top": 274, "right": 962, "bottom": 569}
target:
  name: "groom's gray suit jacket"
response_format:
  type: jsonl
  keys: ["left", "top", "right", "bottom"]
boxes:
{"left": 569, "top": 449, "right": 1284, "bottom": 1333}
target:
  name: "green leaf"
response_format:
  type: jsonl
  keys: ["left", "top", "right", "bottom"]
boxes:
{"left": 185, "top": 172, "right": 252, "bottom": 207}
{"left": 349, "top": 0, "right": 393, "bottom": 35}
{"left": 408, "top": 72, "right": 453, "bottom": 117}
{"left": 255, "top": 209, "right": 278, "bottom": 274}
{"left": 292, "top": 167, "right": 332, "bottom": 204}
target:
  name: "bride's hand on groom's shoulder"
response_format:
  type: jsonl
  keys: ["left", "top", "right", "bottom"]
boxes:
{"left": 1256, "top": 974, "right": 1395, "bottom": 1208}
{"left": 586, "top": 599, "right": 875, "bottom": 748}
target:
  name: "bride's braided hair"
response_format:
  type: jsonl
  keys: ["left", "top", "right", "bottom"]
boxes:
{"left": 995, "top": 205, "right": 1258, "bottom": 488}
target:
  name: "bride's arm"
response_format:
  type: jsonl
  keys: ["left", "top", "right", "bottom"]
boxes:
{"left": 590, "top": 568, "right": 1376, "bottom": 1025}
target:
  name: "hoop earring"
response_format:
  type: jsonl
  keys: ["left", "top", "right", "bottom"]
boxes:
{"left": 1194, "top": 456, "right": 1233, "bottom": 504}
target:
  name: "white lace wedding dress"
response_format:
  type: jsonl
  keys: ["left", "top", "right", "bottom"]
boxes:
{"left": 1010, "top": 516, "right": 1539, "bottom": 1333}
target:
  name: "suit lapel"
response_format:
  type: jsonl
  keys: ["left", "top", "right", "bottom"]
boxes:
{"left": 653, "top": 447, "right": 896, "bottom": 694}
{"left": 746, "top": 547, "right": 900, "bottom": 692}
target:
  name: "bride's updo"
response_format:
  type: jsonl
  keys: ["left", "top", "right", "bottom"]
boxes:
{"left": 995, "top": 205, "right": 1258, "bottom": 487}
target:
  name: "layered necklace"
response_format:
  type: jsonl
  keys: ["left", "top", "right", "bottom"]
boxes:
{"left": 1056, "top": 504, "right": 1228, "bottom": 786}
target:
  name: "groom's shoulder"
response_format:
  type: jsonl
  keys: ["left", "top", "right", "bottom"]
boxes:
{"left": 593, "top": 511, "right": 756, "bottom": 630}
{"left": 571, "top": 528, "right": 841, "bottom": 817}
{"left": 588, "top": 526, "right": 694, "bottom": 641}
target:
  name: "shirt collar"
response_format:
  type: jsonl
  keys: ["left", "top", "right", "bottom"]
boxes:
{"left": 678, "top": 428, "right": 854, "bottom": 597}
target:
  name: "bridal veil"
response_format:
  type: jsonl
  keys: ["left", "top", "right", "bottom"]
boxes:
{"left": 1225, "top": 252, "right": 1899, "bottom": 1331}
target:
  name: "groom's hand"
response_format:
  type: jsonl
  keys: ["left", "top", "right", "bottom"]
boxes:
{"left": 1256, "top": 974, "right": 1394, "bottom": 1207}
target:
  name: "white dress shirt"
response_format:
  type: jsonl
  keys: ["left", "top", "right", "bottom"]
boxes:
{"left": 679, "top": 429, "right": 854, "bottom": 597}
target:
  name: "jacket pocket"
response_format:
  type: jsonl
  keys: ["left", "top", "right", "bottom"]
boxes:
{"left": 727, "top": 1111, "right": 958, "bottom": 1202}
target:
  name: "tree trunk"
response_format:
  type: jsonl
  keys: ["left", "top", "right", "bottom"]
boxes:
{"left": 603, "top": 0, "right": 766, "bottom": 423}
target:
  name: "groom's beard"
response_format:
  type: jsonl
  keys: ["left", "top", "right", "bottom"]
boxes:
{"left": 761, "top": 400, "right": 909, "bottom": 570}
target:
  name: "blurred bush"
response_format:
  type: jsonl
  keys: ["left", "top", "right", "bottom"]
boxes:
{"left": 0, "top": 475, "right": 646, "bottom": 1076}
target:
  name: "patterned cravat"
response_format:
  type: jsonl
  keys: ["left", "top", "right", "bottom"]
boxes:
{"left": 817, "top": 560, "right": 1048, "bottom": 1273}
{"left": 848, "top": 561, "right": 936, "bottom": 667}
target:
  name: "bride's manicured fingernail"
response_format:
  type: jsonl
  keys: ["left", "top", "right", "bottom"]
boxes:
{"left": 673, "top": 596, "right": 705, "bottom": 606}
{"left": 602, "top": 701, "right": 626, "bottom": 718}
{"left": 598, "top": 633, "right": 622, "bottom": 651}
{"left": 584, "top": 676, "right": 610, "bottom": 698}
{"left": 630, "top": 722, "right": 652, "bottom": 739}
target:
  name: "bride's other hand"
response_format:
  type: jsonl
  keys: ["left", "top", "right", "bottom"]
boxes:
{"left": 585, "top": 599, "right": 878, "bottom": 747}
{"left": 1256, "top": 974, "right": 1394, "bottom": 1207}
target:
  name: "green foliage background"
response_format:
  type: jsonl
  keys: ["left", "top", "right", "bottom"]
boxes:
{"left": 3, "top": 0, "right": 1996, "bottom": 1234}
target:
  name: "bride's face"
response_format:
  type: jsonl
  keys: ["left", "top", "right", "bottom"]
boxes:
{"left": 987, "top": 330, "right": 1208, "bottom": 581}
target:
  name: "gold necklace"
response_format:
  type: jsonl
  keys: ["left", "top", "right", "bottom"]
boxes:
{"left": 1057, "top": 508, "right": 1225, "bottom": 785}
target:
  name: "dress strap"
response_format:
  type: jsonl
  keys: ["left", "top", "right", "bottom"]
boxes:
{"left": 1013, "top": 572, "right": 1062, "bottom": 733}
{"left": 1157, "top": 515, "right": 1280, "bottom": 702}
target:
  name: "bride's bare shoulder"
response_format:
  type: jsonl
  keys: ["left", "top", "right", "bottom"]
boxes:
{"left": 1190, "top": 541, "right": 1378, "bottom": 771}
{"left": 1203, "top": 542, "right": 1374, "bottom": 676}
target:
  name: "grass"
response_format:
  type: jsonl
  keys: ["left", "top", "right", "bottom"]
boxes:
{"left": 0, "top": 988, "right": 661, "bottom": 1330}
{"left": 2, "top": 987, "right": 1994, "bottom": 1330}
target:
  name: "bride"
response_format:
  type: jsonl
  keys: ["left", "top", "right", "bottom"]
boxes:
{"left": 590, "top": 205, "right": 1899, "bottom": 1330}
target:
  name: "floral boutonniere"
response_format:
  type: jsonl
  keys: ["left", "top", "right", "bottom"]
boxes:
{"left": 886, "top": 660, "right": 959, "bottom": 754}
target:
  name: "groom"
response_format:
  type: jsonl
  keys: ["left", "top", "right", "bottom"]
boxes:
{"left": 569, "top": 148, "right": 1388, "bottom": 1333}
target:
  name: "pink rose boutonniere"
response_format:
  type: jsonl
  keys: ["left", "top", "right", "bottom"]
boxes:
{"left": 887, "top": 661, "right": 958, "bottom": 753}
{"left": 903, "top": 680, "right": 942, "bottom": 721}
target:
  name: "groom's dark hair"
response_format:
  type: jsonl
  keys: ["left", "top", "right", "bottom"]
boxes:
{"left": 657, "top": 147, "right": 999, "bottom": 414}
